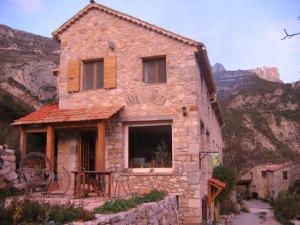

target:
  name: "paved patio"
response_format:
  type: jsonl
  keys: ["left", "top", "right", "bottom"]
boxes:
{"left": 233, "top": 200, "right": 280, "bottom": 225}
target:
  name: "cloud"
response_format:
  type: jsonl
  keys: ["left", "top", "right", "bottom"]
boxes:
{"left": 10, "top": 0, "right": 43, "bottom": 13}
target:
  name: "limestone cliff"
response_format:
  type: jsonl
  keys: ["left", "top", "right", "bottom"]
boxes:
{"left": 214, "top": 66, "right": 300, "bottom": 171}
{"left": 0, "top": 24, "right": 59, "bottom": 150}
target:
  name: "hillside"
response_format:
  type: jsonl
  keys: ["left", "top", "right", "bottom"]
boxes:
{"left": 214, "top": 64, "right": 300, "bottom": 171}
{"left": 0, "top": 24, "right": 59, "bottom": 151}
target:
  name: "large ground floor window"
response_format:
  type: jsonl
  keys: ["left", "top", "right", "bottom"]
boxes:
{"left": 126, "top": 124, "right": 172, "bottom": 171}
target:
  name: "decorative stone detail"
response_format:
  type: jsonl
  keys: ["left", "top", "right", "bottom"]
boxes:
{"left": 70, "top": 196, "right": 179, "bottom": 225}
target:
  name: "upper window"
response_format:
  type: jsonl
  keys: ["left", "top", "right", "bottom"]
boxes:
{"left": 283, "top": 171, "right": 288, "bottom": 180}
{"left": 83, "top": 60, "right": 104, "bottom": 90}
{"left": 261, "top": 171, "right": 267, "bottom": 178}
{"left": 127, "top": 124, "right": 172, "bottom": 170}
{"left": 143, "top": 57, "right": 166, "bottom": 84}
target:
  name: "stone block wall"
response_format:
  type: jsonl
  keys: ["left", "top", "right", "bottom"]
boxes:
{"left": 70, "top": 195, "right": 179, "bottom": 225}
{"left": 0, "top": 144, "right": 19, "bottom": 188}
{"left": 55, "top": 6, "right": 224, "bottom": 224}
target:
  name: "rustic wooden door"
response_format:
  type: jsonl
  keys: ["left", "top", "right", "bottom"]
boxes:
{"left": 79, "top": 132, "right": 96, "bottom": 171}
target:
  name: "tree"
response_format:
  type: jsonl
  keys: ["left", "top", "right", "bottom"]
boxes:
{"left": 281, "top": 14, "right": 300, "bottom": 40}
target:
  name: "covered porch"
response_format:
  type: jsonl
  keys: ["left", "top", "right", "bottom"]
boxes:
{"left": 12, "top": 103, "right": 124, "bottom": 197}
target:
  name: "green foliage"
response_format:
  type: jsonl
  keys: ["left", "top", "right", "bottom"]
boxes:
{"left": 274, "top": 191, "right": 300, "bottom": 220}
{"left": 154, "top": 140, "right": 171, "bottom": 167}
{"left": 212, "top": 166, "right": 236, "bottom": 203}
{"left": 289, "top": 179, "right": 300, "bottom": 195}
{"left": 0, "top": 198, "right": 94, "bottom": 225}
{"left": 95, "top": 189, "right": 166, "bottom": 214}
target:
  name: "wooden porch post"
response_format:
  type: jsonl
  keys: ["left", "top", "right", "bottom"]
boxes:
{"left": 96, "top": 122, "right": 105, "bottom": 171}
{"left": 19, "top": 127, "right": 26, "bottom": 159}
{"left": 46, "top": 125, "right": 55, "bottom": 171}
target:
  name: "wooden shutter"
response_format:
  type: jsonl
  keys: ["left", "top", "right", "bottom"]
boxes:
{"left": 104, "top": 56, "right": 117, "bottom": 89}
{"left": 67, "top": 60, "right": 81, "bottom": 92}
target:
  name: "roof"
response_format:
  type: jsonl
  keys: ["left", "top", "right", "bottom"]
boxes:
{"left": 262, "top": 162, "right": 294, "bottom": 172}
{"left": 12, "top": 103, "right": 123, "bottom": 126}
{"left": 208, "top": 178, "right": 226, "bottom": 189}
{"left": 52, "top": 2, "right": 203, "bottom": 48}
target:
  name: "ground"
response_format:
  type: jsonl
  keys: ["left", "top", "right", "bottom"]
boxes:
{"left": 233, "top": 200, "right": 280, "bottom": 225}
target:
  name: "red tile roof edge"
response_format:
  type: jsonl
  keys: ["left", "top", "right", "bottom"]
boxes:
{"left": 52, "top": 2, "right": 203, "bottom": 48}
{"left": 208, "top": 178, "right": 226, "bottom": 189}
{"left": 11, "top": 103, "right": 124, "bottom": 126}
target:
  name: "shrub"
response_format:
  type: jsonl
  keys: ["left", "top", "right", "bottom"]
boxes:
{"left": 95, "top": 189, "right": 166, "bottom": 214}
{"left": 289, "top": 179, "right": 300, "bottom": 195}
{"left": 0, "top": 198, "right": 94, "bottom": 225}
{"left": 274, "top": 191, "right": 300, "bottom": 220}
{"left": 212, "top": 166, "right": 237, "bottom": 203}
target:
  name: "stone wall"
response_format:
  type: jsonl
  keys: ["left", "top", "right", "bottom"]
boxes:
{"left": 0, "top": 144, "right": 19, "bottom": 188}
{"left": 55, "top": 6, "right": 224, "bottom": 224}
{"left": 71, "top": 195, "right": 179, "bottom": 225}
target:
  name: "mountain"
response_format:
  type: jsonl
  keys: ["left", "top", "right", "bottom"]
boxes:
{"left": 213, "top": 64, "right": 300, "bottom": 171}
{"left": 213, "top": 63, "right": 282, "bottom": 100}
{"left": 0, "top": 24, "right": 59, "bottom": 150}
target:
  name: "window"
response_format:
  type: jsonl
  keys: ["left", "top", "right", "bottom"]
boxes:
{"left": 143, "top": 57, "right": 166, "bottom": 83}
{"left": 261, "top": 171, "right": 267, "bottom": 178}
{"left": 283, "top": 171, "right": 288, "bottom": 180}
{"left": 126, "top": 124, "right": 172, "bottom": 171}
{"left": 83, "top": 60, "right": 104, "bottom": 90}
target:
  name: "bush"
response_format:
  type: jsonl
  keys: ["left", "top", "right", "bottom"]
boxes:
{"left": 289, "top": 179, "right": 300, "bottom": 195}
{"left": 95, "top": 189, "right": 166, "bottom": 214}
{"left": 212, "top": 166, "right": 237, "bottom": 203}
{"left": 274, "top": 191, "right": 300, "bottom": 220}
{"left": 0, "top": 198, "right": 94, "bottom": 225}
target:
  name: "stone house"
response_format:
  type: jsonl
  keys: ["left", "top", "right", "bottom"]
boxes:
{"left": 12, "top": 2, "right": 224, "bottom": 224}
{"left": 239, "top": 162, "right": 300, "bottom": 199}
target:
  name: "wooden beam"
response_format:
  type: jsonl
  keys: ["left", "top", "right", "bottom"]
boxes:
{"left": 25, "top": 128, "right": 47, "bottom": 133}
{"left": 46, "top": 125, "right": 55, "bottom": 171}
{"left": 96, "top": 122, "right": 105, "bottom": 171}
{"left": 54, "top": 123, "right": 97, "bottom": 129}
{"left": 19, "top": 127, "right": 27, "bottom": 159}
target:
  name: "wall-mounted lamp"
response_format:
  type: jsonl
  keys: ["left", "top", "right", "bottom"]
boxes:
{"left": 181, "top": 106, "right": 187, "bottom": 117}
{"left": 108, "top": 41, "right": 115, "bottom": 51}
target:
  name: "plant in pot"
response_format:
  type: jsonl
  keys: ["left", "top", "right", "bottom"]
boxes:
{"left": 154, "top": 140, "right": 171, "bottom": 168}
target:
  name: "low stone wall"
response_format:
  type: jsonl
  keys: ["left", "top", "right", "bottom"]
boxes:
{"left": 71, "top": 195, "right": 179, "bottom": 225}
{"left": 0, "top": 144, "right": 19, "bottom": 186}
{"left": 219, "top": 214, "right": 234, "bottom": 225}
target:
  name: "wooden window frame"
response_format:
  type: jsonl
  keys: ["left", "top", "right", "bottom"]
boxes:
{"left": 142, "top": 56, "right": 167, "bottom": 84}
{"left": 261, "top": 171, "right": 267, "bottom": 178}
{"left": 283, "top": 171, "right": 288, "bottom": 180}
{"left": 124, "top": 122, "right": 174, "bottom": 173}
{"left": 82, "top": 58, "right": 104, "bottom": 91}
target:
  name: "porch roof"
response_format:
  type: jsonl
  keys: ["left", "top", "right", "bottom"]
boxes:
{"left": 12, "top": 103, "right": 123, "bottom": 126}
{"left": 208, "top": 177, "right": 226, "bottom": 189}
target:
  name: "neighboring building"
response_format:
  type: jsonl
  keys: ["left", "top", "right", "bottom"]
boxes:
{"left": 239, "top": 162, "right": 300, "bottom": 199}
{"left": 12, "top": 2, "right": 224, "bottom": 224}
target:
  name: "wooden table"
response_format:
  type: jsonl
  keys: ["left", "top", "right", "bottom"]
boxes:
{"left": 71, "top": 171, "right": 112, "bottom": 198}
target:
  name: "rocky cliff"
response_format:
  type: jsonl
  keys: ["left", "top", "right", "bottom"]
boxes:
{"left": 214, "top": 64, "right": 300, "bottom": 171}
{"left": 0, "top": 24, "right": 59, "bottom": 150}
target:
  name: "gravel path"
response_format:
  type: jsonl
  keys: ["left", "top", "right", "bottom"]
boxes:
{"left": 232, "top": 200, "right": 280, "bottom": 225}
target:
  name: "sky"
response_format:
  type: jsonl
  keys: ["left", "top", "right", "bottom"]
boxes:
{"left": 0, "top": 0, "right": 299, "bottom": 83}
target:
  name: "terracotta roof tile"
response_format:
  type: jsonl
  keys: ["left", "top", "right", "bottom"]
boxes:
{"left": 52, "top": 2, "right": 203, "bottom": 48}
{"left": 208, "top": 178, "right": 226, "bottom": 189}
{"left": 12, "top": 103, "right": 123, "bottom": 125}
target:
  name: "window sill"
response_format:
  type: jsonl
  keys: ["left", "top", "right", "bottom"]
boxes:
{"left": 140, "top": 82, "right": 167, "bottom": 87}
{"left": 121, "top": 168, "right": 175, "bottom": 176}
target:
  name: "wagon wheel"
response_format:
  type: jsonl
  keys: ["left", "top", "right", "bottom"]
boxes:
{"left": 20, "top": 152, "right": 54, "bottom": 193}
{"left": 48, "top": 165, "right": 71, "bottom": 195}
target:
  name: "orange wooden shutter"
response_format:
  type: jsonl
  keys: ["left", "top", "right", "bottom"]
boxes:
{"left": 104, "top": 56, "right": 117, "bottom": 89}
{"left": 67, "top": 60, "right": 80, "bottom": 92}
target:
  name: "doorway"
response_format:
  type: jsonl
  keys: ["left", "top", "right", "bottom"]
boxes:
{"left": 79, "top": 131, "right": 96, "bottom": 171}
